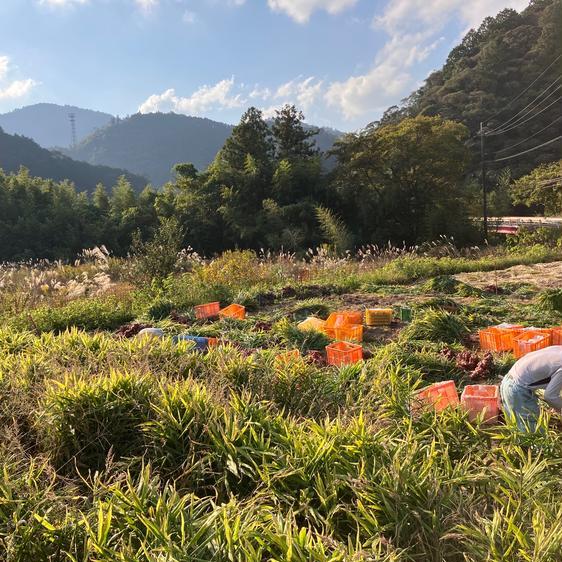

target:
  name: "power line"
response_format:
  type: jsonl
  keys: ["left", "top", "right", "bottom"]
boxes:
{"left": 494, "top": 115, "right": 562, "bottom": 155}
{"left": 486, "top": 94, "right": 562, "bottom": 137}
{"left": 483, "top": 54, "right": 562, "bottom": 125}
{"left": 488, "top": 135, "right": 562, "bottom": 163}
{"left": 485, "top": 76, "right": 561, "bottom": 135}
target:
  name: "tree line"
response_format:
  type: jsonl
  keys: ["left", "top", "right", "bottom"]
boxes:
{"left": 0, "top": 104, "right": 514, "bottom": 261}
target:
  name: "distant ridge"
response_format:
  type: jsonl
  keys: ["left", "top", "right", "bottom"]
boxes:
{"left": 0, "top": 103, "right": 114, "bottom": 149}
{"left": 64, "top": 112, "right": 343, "bottom": 186}
{"left": 0, "top": 127, "right": 147, "bottom": 193}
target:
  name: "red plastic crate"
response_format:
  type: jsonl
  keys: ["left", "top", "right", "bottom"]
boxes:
{"left": 218, "top": 304, "right": 246, "bottom": 320}
{"left": 414, "top": 380, "right": 459, "bottom": 413}
{"left": 461, "top": 385, "right": 500, "bottom": 424}
{"left": 194, "top": 301, "right": 220, "bottom": 319}
{"left": 513, "top": 331, "right": 552, "bottom": 358}
{"left": 326, "top": 341, "right": 363, "bottom": 366}
{"left": 334, "top": 324, "right": 363, "bottom": 342}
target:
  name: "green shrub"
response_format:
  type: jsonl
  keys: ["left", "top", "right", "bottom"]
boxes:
{"left": 130, "top": 217, "right": 185, "bottom": 284}
{"left": 272, "top": 318, "right": 330, "bottom": 351}
{"left": 16, "top": 297, "right": 134, "bottom": 333}
{"left": 371, "top": 341, "right": 461, "bottom": 382}
{"left": 290, "top": 299, "right": 331, "bottom": 321}
{"left": 40, "top": 372, "right": 155, "bottom": 473}
{"left": 422, "top": 275, "right": 460, "bottom": 294}
{"left": 537, "top": 289, "right": 562, "bottom": 314}
{"left": 401, "top": 309, "right": 469, "bottom": 343}
{"left": 423, "top": 275, "right": 482, "bottom": 296}
{"left": 145, "top": 297, "right": 175, "bottom": 320}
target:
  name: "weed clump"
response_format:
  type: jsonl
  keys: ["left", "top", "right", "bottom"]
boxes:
{"left": 423, "top": 275, "right": 481, "bottom": 296}
{"left": 401, "top": 309, "right": 469, "bottom": 343}
{"left": 14, "top": 297, "right": 134, "bottom": 333}
{"left": 273, "top": 318, "right": 330, "bottom": 351}
{"left": 537, "top": 288, "right": 562, "bottom": 313}
{"left": 40, "top": 372, "right": 155, "bottom": 473}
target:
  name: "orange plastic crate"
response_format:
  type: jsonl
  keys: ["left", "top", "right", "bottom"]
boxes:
{"left": 334, "top": 324, "right": 363, "bottom": 342}
{"left": 207, "top": 337, "right": 219, "bottom": 347}
{"left": 479, "top": 324, "right": 524, "bottom": 351}
{"left": 479, "top": 328, "right": 514, "bottom": 351}
{"left": 343, "top": 311, "right": 363, "bottom": 325}
{"left": 513, "top": 331, "right": 552, "bottom": 358}
{"left": 552, "top": 327, "right": 562, "bottom": 345}
{"left": 275, "top": 349, "right": 301, "bottom": 366}
{"left": 414, "top": 380, "right": 459, "bottom": 413}
{"left": 324, "top": 312, "right": 364, "bottom": 339}
{"left": 218, "top": 303, "right": 246, "bottom": 320}
{"left": 326, "top": 341, "right": 363, "bottom": 366}
{"left": 461, "top": 385, "right": 500, "bottom": 424}
{"left": 194, "top": 302, "right": 220, "bottom": 319}
{"left": 324, "top": 313, "right": 349, "bottom": 338}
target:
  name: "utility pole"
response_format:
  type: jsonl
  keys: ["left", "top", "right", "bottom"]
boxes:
{"left": 480, "top": 122, "right": 488, "bottom": 241}
{"left": 69, "top": 113, "right": 77, "bottom": 149}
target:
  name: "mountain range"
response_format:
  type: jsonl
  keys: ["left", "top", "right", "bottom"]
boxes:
{"left": 0, "top": 127, "right": 146, "bottom": 192}
{"left": 2, "top": 0, "right": 560, "bottom": 193}
{"left": 0, "top": 105, "right": 343, "bottom": 186}
{"left": 63, "top": 113, "right": 342, "bottom": 185}
{"left": 0, "top": 103, "right": 113, "bottom": 149}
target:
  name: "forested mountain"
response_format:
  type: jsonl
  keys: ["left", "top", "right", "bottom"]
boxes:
{"left": 0, "top": 128, "right": 147, "bottom": 193}
{"left": 0, "top": 103, "right": 113, "bottom": 148}
{"left": 381, "top": 0, "right": 562, "bottom": 178}
{"left": 64, "top": 112, "right": 342, "bottom": 185}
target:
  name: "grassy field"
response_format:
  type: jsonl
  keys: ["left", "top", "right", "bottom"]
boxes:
{"left": 2, "top": 244, "right": 562, "bottom": 561}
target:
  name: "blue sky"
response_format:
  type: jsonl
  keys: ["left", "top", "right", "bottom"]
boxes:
{"left": 0, "top": 0, "right": 530, "bottom": 130}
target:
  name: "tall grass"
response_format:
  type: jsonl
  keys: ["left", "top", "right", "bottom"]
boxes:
{"left": 2, "top": 245, "right": 562, "bottom": 559}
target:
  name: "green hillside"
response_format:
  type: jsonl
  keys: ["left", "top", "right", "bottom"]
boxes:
{"left": 381, "top": 0, "right": 562, "bottom": 177}
{"left": 0, "top": 127, "right": 147, "bottom": 193}
{"left": 65, "top": 112, "right": 342, "bottom": 186}
{"left": 0, "top": 103, "right": 113, "bottom": 148}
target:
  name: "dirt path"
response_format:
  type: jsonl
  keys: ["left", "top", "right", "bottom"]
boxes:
{"left": 455, "top": 261, "right": 562, "bottom": 289}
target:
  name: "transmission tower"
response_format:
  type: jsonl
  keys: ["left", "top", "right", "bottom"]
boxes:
{"left": 69, "top": 113, "right": 77, "bottom": 148}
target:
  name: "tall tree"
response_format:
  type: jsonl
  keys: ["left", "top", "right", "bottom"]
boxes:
{"left": 217, "top": 107, "right": 273, "bottom": 171}
{"left": 331, "top": 115, "right": 475, "bottom": 245}
{"left": 272, "top": 104, "right": 318, "bottom": 161}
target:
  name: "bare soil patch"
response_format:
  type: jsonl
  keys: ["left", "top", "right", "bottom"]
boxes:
{"left": 455, "top": 261, "right": 562, "bottom": 289}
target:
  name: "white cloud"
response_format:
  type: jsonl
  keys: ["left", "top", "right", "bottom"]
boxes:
{"left": 326, "top": 31, "right": 441, "bottom": 119}
{"left": 261, "top": 104, "right": 283, "bottom": 119}
{"left": 274, "top": 76, "right": 324, "bottom": 110}
{"left": 38, "top": 0, "right": 88, "bottom": 6}
{"left": 0, "top": 56, "right": 9, "bottom": 81}
{"left": 138, "top": 78, "right": 245, "bottom": 115}
{"left": 250, "top": 87, "right": 272, "bottom": 100}
{"left": 135, "top": 0, "right": 159, "bottom": 13}
{"left": 327, "top": 0, "right": 529, "bottom": 121}
{"left": 374, "top": 0, "right": 529, "bottom": 34}
{"left": 182, "top": 10, "right": 196, "bottom": 24}
{"left": 0, "top": 79, "right": 38, "bottom": 101}
{"left": 267, "top": 0, "right": 357, "bottom": 23}
{"left": 0, "top": 56, "right": 38, "bottom": 102}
